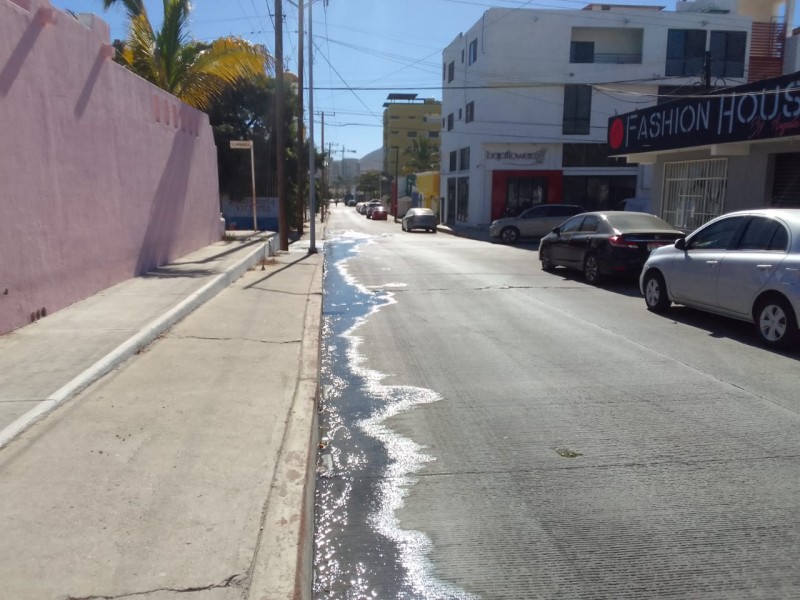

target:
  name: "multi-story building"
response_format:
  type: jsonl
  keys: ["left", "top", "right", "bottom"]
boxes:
{"left": 329, "top": 158, "right": 360, "bottom": 196}
{"left": 382, "top": 93, "right": 441, "bottom": 178}
{"left": 440, "top": 1, "right": 790, "bottom": 229}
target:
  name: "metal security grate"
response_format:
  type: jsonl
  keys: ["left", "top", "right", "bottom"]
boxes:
{"left": 661, "top": 159, "right": 728, "bottom": 232}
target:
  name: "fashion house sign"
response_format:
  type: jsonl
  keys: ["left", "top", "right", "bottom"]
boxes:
{"left": 608, "top": 71, "right": 800, "bottom": 155}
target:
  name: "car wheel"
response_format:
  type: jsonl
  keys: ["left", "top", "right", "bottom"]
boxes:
{"left": 643, "top": 270, "right": 670, "bottom": 312}
{"left": 755, "top": 296, "right": 798, "bottom": 350}
{"left": 583, "top": 252, "right": 601, "bottom": 285}
{"left": 500, "top": 227, "right": 519, "bottom": 244}
{"left": 431, "top": 228, "right": 437, "bottom": 233}
{"left": 540, "top": 245, "right": 554, "bottom": 272}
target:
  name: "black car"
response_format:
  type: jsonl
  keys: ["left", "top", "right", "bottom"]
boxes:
{"left": 538, "top": 211, "right": 684, "bottom": 284}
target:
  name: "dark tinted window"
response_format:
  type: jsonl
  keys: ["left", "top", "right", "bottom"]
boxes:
{"left": 579, "top": 216, "right": 601, "bottom": 232}
{"left": 560, "top": 216, "right": 584, "bottom": 234}
{"left": 737, "top": 217, "right": 789, "bottom": 251}
{"left": 554, "top": 205, "right": 583, "bottom": 216}
{"left": 687, "top": 216, "right": 745, "bottom": 250}
{"left": 605, "top": 213, "right": 674, "bottom": 230}
{"left": 522, "top": 206, "right": 546, "bottom": 218}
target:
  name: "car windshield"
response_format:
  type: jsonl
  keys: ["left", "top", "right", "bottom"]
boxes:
{"left": 605, "top": 213, "right": 675, "bottom": 231}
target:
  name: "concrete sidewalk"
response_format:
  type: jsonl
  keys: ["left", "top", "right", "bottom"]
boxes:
{"left": 0, "top": 223, "right": 324, "bottom": 599}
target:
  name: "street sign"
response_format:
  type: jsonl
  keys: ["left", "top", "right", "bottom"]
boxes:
{"left": 230, "top": 140, "right": 253, "bottom": 149}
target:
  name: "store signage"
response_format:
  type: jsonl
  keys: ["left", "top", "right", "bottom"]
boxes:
{"left": 486, "top": 148, "right": 547, "bottom": 163}
{"left": 608, "top": 71, "right": 800, "bottom": 155}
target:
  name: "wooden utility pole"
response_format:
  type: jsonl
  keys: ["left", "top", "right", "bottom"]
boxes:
{"left": 275, "top": 0, "right": 288, "bottom": 250}
{"left": 295, "top": 0, "right": 305, "bottom": 236}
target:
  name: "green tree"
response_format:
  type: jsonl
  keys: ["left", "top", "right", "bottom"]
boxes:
{"left": 102, "top": 0, "right": 269, "bottom": 110}
{"left": 402, "top": 137, "right": 440, "bottom": 174}
{"left": 356, "top": 170, "right": 382, "bottom": 198}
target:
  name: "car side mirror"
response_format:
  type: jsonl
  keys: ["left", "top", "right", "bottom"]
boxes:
{"left": 552, "top": 227, "right": 561, "bottom": 235}
{"left": 675, "top": 238, "right": 686, "bottom": 251}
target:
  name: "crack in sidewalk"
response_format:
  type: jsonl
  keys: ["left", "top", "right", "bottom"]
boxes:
{"left": 65, "top": 573, "right": 246, "bottom": 599}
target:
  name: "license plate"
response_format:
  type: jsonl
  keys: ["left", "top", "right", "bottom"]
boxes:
{"left": 647, "top": 243, "right": 665, "bottom": 252}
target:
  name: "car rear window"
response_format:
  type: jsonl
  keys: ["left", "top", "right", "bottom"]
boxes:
{"left": 555, "top": 205, "right": 583, "bottom": 216}
{"left": 411, "top": 208, "right": 434, "bottom": 216}
{"left": 605, "top": 213, "right": 673, "bottom": 230}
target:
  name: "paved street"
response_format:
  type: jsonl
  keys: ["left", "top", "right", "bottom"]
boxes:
{"left": 315, "top": 205, "right": 800, "bottom": 599}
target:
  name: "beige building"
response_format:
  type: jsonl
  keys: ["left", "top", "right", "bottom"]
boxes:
{"left": 382, "top": 93, "right": 441, "bottom": 177}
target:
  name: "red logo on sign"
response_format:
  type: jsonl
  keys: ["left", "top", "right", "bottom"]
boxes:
{"left": 609, "top": 118, "right": 624, "bottom": 150}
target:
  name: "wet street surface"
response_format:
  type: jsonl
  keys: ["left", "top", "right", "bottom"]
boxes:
{"left": 313, "top": 206, "right": 800, "bottom": 599}
{"left": 314, "top": 231, "right": 473, "bottom": 599}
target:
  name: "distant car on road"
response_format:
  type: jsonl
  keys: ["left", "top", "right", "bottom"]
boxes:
{"left": 402, "top": 207, "right": 437, "bottom": 233}
{"left": 370, "top": 205, "right": 388, "bottom": 220}
{"left": 356, "top": 202, "right": 367, "bottom": 214}
{"left": 539, "top": 211, "right": 683, "bottom": 284}
{"left": 365, "top": 201, "right": 383, "bottom": 218}
{"left": 489, "top": 204, "right": 585, "bottom": 244}
{"left": 641, "top": 208, "right": 800, "bottom": 349}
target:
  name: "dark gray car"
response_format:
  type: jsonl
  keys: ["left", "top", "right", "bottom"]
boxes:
{"left": 402, "top": 208, "right": 437, "bottom": 233}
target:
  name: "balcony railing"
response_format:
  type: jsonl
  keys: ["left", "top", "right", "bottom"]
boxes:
{"left": 570, "top": 52, "right": 642, "bottom": 64}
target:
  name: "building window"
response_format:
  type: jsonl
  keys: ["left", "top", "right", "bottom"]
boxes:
{"left": 662, "top": 158, "right": 727, "bottom": 230}
{"left": 562, "top": 143, "right": 629, "bottom": 167}
{"left": 570, "top": 41, "right": 594, "bottom": 63}
{"left": 461, "top": 49, "right": 465, "bottom": 63}
{"left": 457, "top": 177, "right": 469, "bottom": 222}
{"left": 563, "top": 175, "right": 636, "bottom": 212}
{"left": 447, "top": 113, "right": 454, "bottom": 131}
{"left": 459, "top": 147, "right": 470, "bottom": 171}
{"left": 408, "top": 131, "right": 417, "bottom": 138}
{"left": 429, "top": 131, "right": 439, "bottom": 138}
{"left": 772, "top": 153, "right": 800, "bottom": 207}
{"left": 443, "top": 63, "right": 446, "bottom": 81}
{"left": 468, "top": 39, "right": 478, "bottom": 65}
{"left": 465, "top": 101, "right": 474, "bottom": 123}
{"left": 447, "top": 61, "right": 455, "bottom": 83}
{"left": 505, "top": 177, "right": 548, "bottom": 216}
{"left": 710, "top": 31, "right": 746, "bottom": 78}
{"left": 562, "top": 85, "right": 591, "bottom": 135}
{"left": 458, "top": 108, "right": 462, "bottom": 120}
{"left": 666, "top": 29, "right": 706, "bottom": 77}
{"left": 449, "top": 150, "right": 457, "bottom": 172}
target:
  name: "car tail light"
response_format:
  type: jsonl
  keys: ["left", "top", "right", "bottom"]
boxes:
{"left": 608, "top": 235, "right": 639, "bottom": 249}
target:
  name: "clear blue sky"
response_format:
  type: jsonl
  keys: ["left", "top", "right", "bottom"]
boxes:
{"left": 48, "top": 0, "right": 790, "bottom": 160}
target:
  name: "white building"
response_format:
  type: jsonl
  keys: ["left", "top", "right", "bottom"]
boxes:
{"left": 440, "top": 1, "right": 793, "bottom": 228}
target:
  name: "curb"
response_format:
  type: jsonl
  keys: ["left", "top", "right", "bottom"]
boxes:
{"left": 248, "top": 238, "right": 324, "bottom": 600}
{"left": 0, "top": 240, "right": 271, "bottom": 450}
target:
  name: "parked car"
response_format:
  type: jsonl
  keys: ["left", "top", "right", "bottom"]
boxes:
{"left": 489, "top": 204, "right": 585, "bottom": 244}
{"left": 356, "top": 202, "right": 367, "bottom": 214}
{"left": 370, "top": 205, "right": 388, "bottom": 220}
{"left": 641, "top": 208, "right": 800, "bottom": 349}
{"left": 365, "top": 201, "right": 383, "bottom": 218}
{"left": 539, "top": 211, "right": 684, "bottom": 284}
{"left": 402, "top": 207, "right": 437, "bottom": 232}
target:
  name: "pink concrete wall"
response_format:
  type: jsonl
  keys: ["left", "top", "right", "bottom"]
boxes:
{"left": 0, "top": 0, "right": 223, "bottom": 334}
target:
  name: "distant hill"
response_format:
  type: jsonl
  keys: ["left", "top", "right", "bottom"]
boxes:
{"left": 360, "top": 148, "right": 383, "bottom": 172}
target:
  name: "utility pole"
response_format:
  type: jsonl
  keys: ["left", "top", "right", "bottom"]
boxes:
{"left": 320, "top": 111, "right": 326, "bottom": 222}
{"left": 295, "top": 0, "right": 305, "bottom": 236}
{"left": 307, "top": 0, "right": 317, "bottom": 253}
{"left": 275, "top": 0, "right": 288, "bottom": 250}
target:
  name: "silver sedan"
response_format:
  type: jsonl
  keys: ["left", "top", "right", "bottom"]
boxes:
{"left": 640, "top": 208, "right": 800, "bottom": 349}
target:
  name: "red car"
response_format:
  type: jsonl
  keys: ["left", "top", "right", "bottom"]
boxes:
{"left": 370, "top": 205, "right": 388, "bottom": 220}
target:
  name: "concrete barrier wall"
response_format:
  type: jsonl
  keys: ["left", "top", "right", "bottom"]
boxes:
{"left": 0, "top": 0, "right": 223, "bottom": 334}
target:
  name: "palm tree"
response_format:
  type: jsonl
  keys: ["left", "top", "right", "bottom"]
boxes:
{"left": 402, "top": 136, "right": 440, "bottom": 174}
{"left": 102, "top": 0, "right": 270, "bottom": 110}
